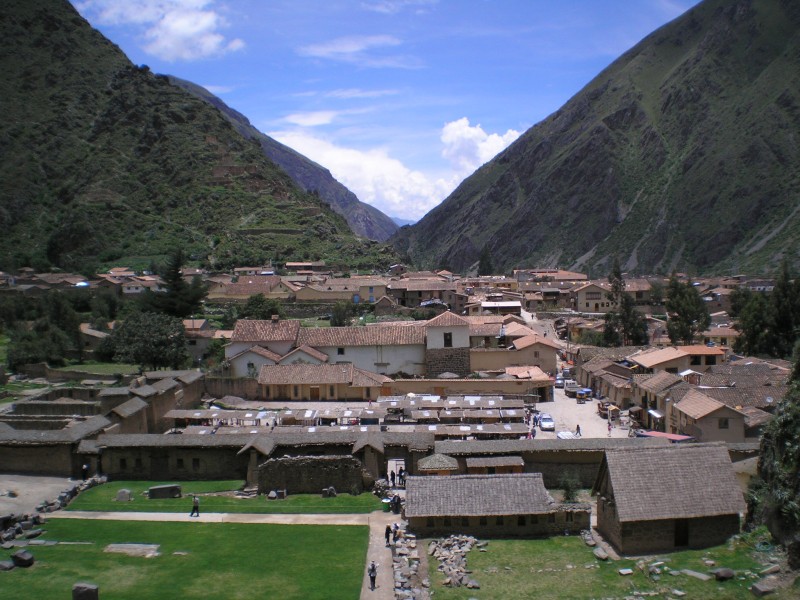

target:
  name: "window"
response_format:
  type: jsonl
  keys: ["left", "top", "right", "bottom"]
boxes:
{"left": 443, "top": 332, "right": 453, "bottom": 348}
{"left": 586, "top": 292, "right": 601, "bottom": 300}
{"left": 120, "top": 458, "right": 127, "bottom": 471}
{"left": 329, "top": 386, "right": 335, "bottom": 396}
{"left": 177, "top": 458, "right": 184, "bottom": 469}
{"left": 293, "top": 385, "right": 299, "bottom": 397}
{"left": 365, "top": 388, "right": 371, "bottom": 398}
{"left": 534, "top": 351, "right": 539, "bottom": 358}
{"left": 192, "top": 458, "right": 200, "bottom": 471}
{"left": 337, "top": 347, "right": 345, "bottom": 355}
{"left": 706, "top": 356, "right": 717, "bottom": 365}
{"left": 690, "top": 356, "right": 701, "bottom": 365}
{"left": 718, "top": 418, "right": 729, "bottom": 429}
{"left": 565, "top": 512, "right": 574, "bottom": 522}
{"left": 496, "top": 516, "right": 504, "bottom": 526}
{"left": 517, "top": 515, "right": 526, "bottom": 526}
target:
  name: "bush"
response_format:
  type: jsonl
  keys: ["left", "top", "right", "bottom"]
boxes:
{"left": 559, "top": 470, "right": 581, "bottom": 503}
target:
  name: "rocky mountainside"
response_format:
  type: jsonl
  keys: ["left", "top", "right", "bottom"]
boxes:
{"left": 394, "top": 0, "right": 800, "bottom": 276}
{"left": 0, "top": 0, "right": 395, "bottom": 272}
{"left": 169, "top": 77, "right": 398, "bottom": 242}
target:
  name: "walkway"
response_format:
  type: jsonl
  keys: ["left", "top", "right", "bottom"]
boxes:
{"left": 50, "top": 508, "right": 405, "bottom": 600}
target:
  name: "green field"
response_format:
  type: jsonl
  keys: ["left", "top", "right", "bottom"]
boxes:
{"left": 3, "top": 519, "right": 367, "bottom": 600}
{"left": 68, "top": 480, "right": 383, "bottom": 514}
{"left": 426, "top": 531, "right": 798, "bottom": 600}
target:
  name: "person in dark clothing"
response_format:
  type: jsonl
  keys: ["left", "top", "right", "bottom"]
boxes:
{"left": 190, "top": 495, "right": 200, "bottom": 517}
{"left": 385, "top": 524, "right": 392, "bottom": 546}
{"left": 390, "top": 470, "right": 396, "bottom": 487}
{"left": 367, "top": 561, "right": 378, "bottom": 590}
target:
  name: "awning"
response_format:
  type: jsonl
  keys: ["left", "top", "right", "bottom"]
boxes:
{"left": 648, "top": 409, "right": 664, "bottom": 419}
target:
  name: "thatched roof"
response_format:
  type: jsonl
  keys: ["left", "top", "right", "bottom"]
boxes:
{"left": 465, "top": 456, "right": 524, "bottom": 469}
{"left": 418, "top": 453, "right": 458, "bottom": 471}
{"left": 405, "top": 473, "right": 555, "bottom": 517}
{"left": 594, "top": 442, "right": 745, "bottom": 523}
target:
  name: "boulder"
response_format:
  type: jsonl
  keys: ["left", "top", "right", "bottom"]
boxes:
{"left": 72, "top": 582, "right": 99, "bottom": 600}
{"left": 750, "top": 576, "right": 780, "bottom": 597}
{"left": 713, "top": 567, "right": 736, "bottom": 581}
{"left": 593, "top": 548, "right": 609, "bottom": 561}
{"left": 12, "top": 549, "right": 34, "bottom": 568}
{"left": 267, "top": 491, "right": 277, "bottom": 500}
{"left": 116, "top": 489, "right": 132, "bottom": 502}
{"left": 0, "top": 560, "right": 15, "bottom": 571}
{"left": 148, "top": 484, "right": 181, "bottom": 499}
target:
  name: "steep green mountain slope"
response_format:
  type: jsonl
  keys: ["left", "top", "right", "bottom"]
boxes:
{"left": 395, "top": 0, "right": 800, "bottom": 276}
{"left": 169, "top": 77, "right": 399, "bottom": 242}
{"left": 0, "top": 0, "right": 395, "bottom": 273}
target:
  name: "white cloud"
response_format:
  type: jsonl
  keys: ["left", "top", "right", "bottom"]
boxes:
{"left": 297, "top": 35, "right": 421, "bottom": 69}
{"left": 326, "top": 88, "right": 399, "bottom": 99}
{"left": 299, "top": 34, "right": 400, "bottom": 58}
{"left": 283, "top": 111, "right": 341, "bottom": 127}
{"left": 440, "top": 117, "right": 520, "bottom": 176}
{"left": 76, "top": 0, "right": 244, "bottom": 62}
{"left": 270, "top": 130, "right": 454, "bottom": 220}
{"left": 361, "top": 0, "right": 438, "bottom": 15}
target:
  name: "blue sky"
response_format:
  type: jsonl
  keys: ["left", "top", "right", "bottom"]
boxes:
{"left": 73, "top": 0, "right": 700, "bottom": 222}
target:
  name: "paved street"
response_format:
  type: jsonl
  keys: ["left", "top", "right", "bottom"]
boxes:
{"left": 533, "top": 386, "right": 630, "bottom": 439}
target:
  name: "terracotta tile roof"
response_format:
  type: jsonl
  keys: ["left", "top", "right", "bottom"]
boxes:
{"left": 469, "top": 323, "right": 501, "bottom": 336}
{"left": 232, "top": 319, "right": 301, "bottom": 343}
{"left": 597, "top": 443, "right": 745, "bottom": 522}
{"left": 739, "top": 406, "right": 773, "bottom": 428}
{"left": 696, "top": 385, "right": 787, "bottom": 410}
{"left": 512, "top": 334, "right": 560, "bottom": 350}
{"left": 405, "top": 473, "right": 557, "bottom": 518}
{"left": 636, "top": 371, "right": 683, "bottom": 394}
{"left": 256, "top": 363, "right": 390, "bottom": 386}
{"left": 280, "top": 345, "right": 329, "bottom": 363}
{"left": 465, "top": 456, "right": 525, "bottom": 468}
{"left": 630, "top": 347, "right": 687, "bottom": 368}
{"left": 426, "top": 311, "right": 470, "bottom": 327}
{"left": 679, "top": 345, "right": 726, "bottom": 356}
{"left": 674, "top": 389, "right": 730, "bottom": 419}
{"left": 389, "top": 280, "right": 457, "bottom": 292}
{"left": 297, "top": 325, "right": 426, "bottom": 347}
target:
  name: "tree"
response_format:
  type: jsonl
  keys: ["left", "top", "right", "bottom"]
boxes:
{"left": 768, "top": 261, "right": 799, "bottom": 359}
{"left": 238, "top": 295, "right": 286, "bottom": 320}
{"left": 749, "top": 341, "right": 800, "bottom": 568}
{"left": 330, "top": 301, "right": 355, "bottom": 327}
{"left": 7, "top": 320, "right": 72, "bottom": 370}
{"left": 665, "top": 275, "right": 710, "bottom": 345}
{"left": 140, "top": 249, "right": 206, "bottom": 318}
{"left": 602, "top": 259, "right": 649, "bottom": 346}
{"left": 110, "top": 311, "right": 187, "bottom": 370}
{"left": 478, "top": 245, "right": 494, "bottom": 276}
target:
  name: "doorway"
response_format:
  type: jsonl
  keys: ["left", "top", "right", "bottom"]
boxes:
{"left": 674, "top": 519, "right": 689, "bottom": 547}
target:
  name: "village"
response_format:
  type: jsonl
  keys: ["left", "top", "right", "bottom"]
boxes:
{"left": 0, "top": 262, "right": 794, "bottom": 598}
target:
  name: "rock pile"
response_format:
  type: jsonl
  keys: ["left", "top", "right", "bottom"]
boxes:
{"left": 391, "top": 527, "right": 427, "bottom": 599}
{"left": 429, "top": 535, "right": 484, "bottom": 590}
{"left": 35, "top": 475, "right": 106, "bottom": 513}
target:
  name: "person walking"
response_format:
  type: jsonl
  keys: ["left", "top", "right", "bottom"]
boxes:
{"left": 367, "top": 560, "right": 378, "bottom": 590}
{"left": 575, "top": 424, "right": 581, "bottom": 437}
{"left": 190, "top": 495, "right": 200, "bottom": 517}
{"left": 390, "top": 470, "right": 396, "bottom": 487}
{"left": 607, "top": 420, "right": 612, "bottom": 437}
{"left": 385, "top": 524, "right": 392, "bottom": 547}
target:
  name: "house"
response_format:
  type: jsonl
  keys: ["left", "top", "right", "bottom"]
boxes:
{"left": 672, "top": 390, "right": 746, "bottom": 443}
{"left": 702, "top": 326, "right": 740, "bottom": 347}
{"left": 257, "top": 363, "right": 391, "bottom": 402}
{"left": 387, "top": 278, "right": 457, "bottom": 308}
{"left": 417, "top": 453, "right": 459, "bottom": 476}
{"left": 294, "top": 278, "right": 386, "bottom": 304}
{"left": 593, "top": 443, "right": 745, "bottom": 554}
{"left": 572, "top": 282, "right": 614, "bottom": 313}
{"left": 424, "top": 311, "right": 471, "bottom": 378}
{"left": 404, "top": 473, "right": 590, "bottom": 537}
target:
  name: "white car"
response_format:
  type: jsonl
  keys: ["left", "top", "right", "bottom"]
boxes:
{"left": 539, "top": 414, "right": 555, "bottom": 431}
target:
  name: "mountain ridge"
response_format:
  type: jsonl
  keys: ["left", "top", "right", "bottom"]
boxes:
{"left": 394, "top": 0, "right": 800, "bottom": 276}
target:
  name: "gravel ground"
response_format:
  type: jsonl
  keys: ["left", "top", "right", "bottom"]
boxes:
{"left": 0, "top": 474, "right": 78, "bottom": 515}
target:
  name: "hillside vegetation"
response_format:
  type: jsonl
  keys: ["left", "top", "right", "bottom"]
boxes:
{"left": 0, "top": 0, "right": 396, "bottom": 273}
{"left": 395, "top": 0, "right": 800, "bottom": 276}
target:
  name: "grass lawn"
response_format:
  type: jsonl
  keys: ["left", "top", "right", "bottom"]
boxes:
{"left": 68, "top": 480, "right": 383, "bottom": 514}
{"left": 4, "top": 512, "right": 367, "bottom": 599}
{"left": 427, "top": 531, "right": 798, "bottom": 600}
{"left": 0, "top": 381, "right": 50, "bottom": 405}
{"left": 57, "top": 362, "right": 141, "bottom": 375}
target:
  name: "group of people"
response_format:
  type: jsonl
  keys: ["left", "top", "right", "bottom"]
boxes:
{"left": 389, "top": 467, "right": 405, "bottom": 488}
{"left": 384, "top": 522, "right": 402, "bottom": 546}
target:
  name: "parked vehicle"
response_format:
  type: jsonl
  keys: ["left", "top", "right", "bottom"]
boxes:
{"left": 539, "top": 414, "right": 555, "bottom": 431}
{"left": 554, "top": 377, "right": 564, "bottom": 388}
{"left": 576, "top": 388, "right": 593, "bottom": 403}
{"left": 564, "top": 381, "right": 580, "bottom": 397}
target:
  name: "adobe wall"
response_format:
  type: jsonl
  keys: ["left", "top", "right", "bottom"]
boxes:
{"left": 618, "top": 514, "right": 741, "bottom": 555}
{"left": 102, "top": 446, "right": 248, "bottom": 481}
{"left": 425, "top": 347, "right": 470, "bottom": 378}
{"left": 205, "top": 377, "right": 260, "bottom": 401}
{"left": 0, "top": 444, "right": 74, "bottom": 476}
{"left": 522, "top": 449, "right": 605, "bottom": 488}
{"left": 257, "top": 455, "right": 366, "bottom": 495}
{"left": 408, "top": 506, "right": 590, "bottom": 538}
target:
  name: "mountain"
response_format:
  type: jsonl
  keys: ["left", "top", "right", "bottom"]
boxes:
{"left": 391, "top": 217, "right": 417, "bottom": 227}
{"left": 168, "top": 77, "right": 399, "bottom": 242}
{"left": 0, "top": 0, "right": 396, "bottom": 273}
{"left": 394, "top": 0, "right": 800, "bottom": 276}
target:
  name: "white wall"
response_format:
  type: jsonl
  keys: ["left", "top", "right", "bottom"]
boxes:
{"left": 316, "top": 344, "right": 426, "bottom": 376}
{"left": 426, "top": 326, "right": 470, "bottom": 350}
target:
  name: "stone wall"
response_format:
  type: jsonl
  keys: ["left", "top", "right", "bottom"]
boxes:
{"left": 102, "top": 447, "right": 249, "bottom": 481}
{"left": 425, "top": 347, "right": 470, "bottom": 378}
{"left": 408, "top": 505, "right": 590, "bottom": 538}
{"left": 257, "top": 455, "right": 365, "bottom": 495}
{"left": 0, "top": 444, "right": 74, "bottom": 476}
{"left": 522, "top": 450, "right": 605, "bottom": 488}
